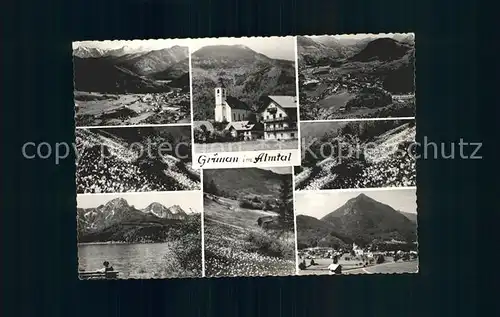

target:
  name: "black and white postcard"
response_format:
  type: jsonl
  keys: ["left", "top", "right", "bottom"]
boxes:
{"left": 72, "top": 34, "right": 419, "bottom": 280}
{"left": 203, "top": 167, "right": 297, "bottom": 277}
{"left": 190, "top": 37, "right": 301, "bottom": 168}
{"left": 73, "top": 39, "right": 191, "bottom": 127}
{"left": 297, "top": 33, "right": 415, "bottom": 120}
{"left": 76, "top": 125, "right": 200, "bottom": 193}
{"left": 295, "top": 119, "right": 416, "bottom": 190}
{"left": 77, "top": 191, "right": 203, "bottom": 279}
{"left": 296, "top": 187, "right": 418, "bottom": 275}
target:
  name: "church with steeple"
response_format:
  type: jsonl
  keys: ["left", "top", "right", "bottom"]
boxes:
{"left": 212, "top": 78, "right": 298, "bottom": 141}
{"left": 214, "top": 79, "right": 254, "bottom": 123}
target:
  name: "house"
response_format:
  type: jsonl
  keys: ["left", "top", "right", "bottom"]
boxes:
{"left": 260, "top": 96, "right": 298, "bottom": 140}
{"left": 352, "top": 243, "right": 364, "bottom": 256}
{"left": 328, "top": 263, "right": 342, "bottom": 275}
{"left": 141, "top": 94, "right": 154, "bottom": 102}
{"left": 225, "top": 121, "right": 263, "bottom": 140}
{"left": 313, "top": 66, "right": 330, "bottom": 75}
{"left": 214, "top": 79, "right": 253, "bottom": 123}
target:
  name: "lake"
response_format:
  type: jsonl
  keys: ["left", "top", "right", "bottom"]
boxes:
{"left": 78, "top": 242, "right": 177, "bottom": 279}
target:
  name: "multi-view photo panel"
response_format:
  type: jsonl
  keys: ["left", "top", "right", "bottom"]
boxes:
{"left": 73, "top": 33, "right": 417, "bottom": 279}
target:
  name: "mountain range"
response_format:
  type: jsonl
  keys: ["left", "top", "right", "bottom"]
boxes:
{"left": 73, "top": 45, "right": 189, "bottom": 93}
{"left": 297, "top": 35, "right": 415, "bottom": 66}
{"left": 203, "top": 168, "right": 290, "bottom": 200}
{"left": 77, "top": 197, "right": 193, "bottom": 243}
{"left": 191, "top": 45, "right": 296, "bottom": 120}
{"left": 296, "top": 193, "right": 417, "bottom": 248}
{"left": 298, "top": 35, "right": 415, "bottom": 94}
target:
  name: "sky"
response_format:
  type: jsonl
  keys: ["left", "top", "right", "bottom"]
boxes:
{"left": 259, "top": 166, "right": 292, "bottom": 174}
{"left": 190, "top": 36, "right": 296, "bottom": 61}
{"left": 72, "top": 38, "right": 192, "bottom": 51}
{"left": 295, "top": 188, "right": 417, "bottom": 219}
{"left": 77, "top": 191, "right": 201, "bottom": 213}
{"left": 310, "top": 33, "right": 413, "bottom": 40}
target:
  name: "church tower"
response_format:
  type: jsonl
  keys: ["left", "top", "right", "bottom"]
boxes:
{"left": 214, "top": 79, "right": 228, "bottom": 122}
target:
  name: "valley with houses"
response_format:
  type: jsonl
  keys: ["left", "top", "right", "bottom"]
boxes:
{"left": 295, "top": 189, "right": 418, "bottom": 275}
{"left": 73, "top": 42, "right": 191, "bottom": 126}
{"left": 191, "top": 41, "right": 299, "bottom": 153}
{"left": 297, "top": 34, "right": 415, "bottom": 120}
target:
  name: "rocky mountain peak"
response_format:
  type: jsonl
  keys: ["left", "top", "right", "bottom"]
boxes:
{"left": 143, "top": 202, "right": 171, "bottom": 218}
{"left": 169, "top": 204, "right": 186, "bottom": 215}
{"left": 105, "top": 197, "right": 129, "bottom": 209}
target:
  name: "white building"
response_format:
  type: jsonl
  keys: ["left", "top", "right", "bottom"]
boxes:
{"left": 352, "top": 243, "right": 364, "bottom": 256}
{"left": 224, "top": 121, "right": 263, "bottom": 140}
{"left": 260, "top": 96, "right": 298, "bottom": 140}
{"left": 214, "top": 80, "right": 253, "bottom": 123}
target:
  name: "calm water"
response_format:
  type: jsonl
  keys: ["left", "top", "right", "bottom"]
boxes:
{"left": 78, "top": 242, "right": 173, "bottom": 279}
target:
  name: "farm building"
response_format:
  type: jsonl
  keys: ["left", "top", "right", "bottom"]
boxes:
{"left": 224, "top": 121, "right": 264, "bottom": 140}
{"left": 313, "top": 66, "right": 330, "bottom": 75}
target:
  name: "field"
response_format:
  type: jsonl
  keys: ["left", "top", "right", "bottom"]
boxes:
{"left": 195, "top": 139, "right": 299, "bottom": 153}
{"left": 75, "top": 91, "right": 190, "bottom": 127}
{"left": 204, "top": 196, "right": 296, "bottom": 277}
{"left": 298, "top": 256, "right": 418, "bottom": 275}
{"left": 295, "top": 120, "right": 416, "bottom": 190}
{"left": 76, "top": 128, "right": 200, "bottom": 193}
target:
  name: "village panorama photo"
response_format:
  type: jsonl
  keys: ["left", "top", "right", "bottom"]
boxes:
{"left": 73, "top": 38, "right": 192, "bottom": 127}
{"left": 297, "top": 33, "right": 415, "bottom": 120}
{"left": 190, "top": 36, "right": 300, "bottom": 157}
{"left": 295, "top": 187, "right": 418, "bottom": 275}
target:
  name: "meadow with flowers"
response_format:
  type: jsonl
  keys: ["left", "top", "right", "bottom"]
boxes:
{"left": 76, "top": 126, "right": 200, "bottom": 193}
{"left": 203, "top": 185, "right": 296, "bottom": 277}
{"left": 295, "top": 119, "right": 416, "bottom": 190}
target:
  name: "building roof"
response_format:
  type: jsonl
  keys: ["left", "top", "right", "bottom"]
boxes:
{"left": 225, "top": 121, "right": 255, "bottom": 131}
{"left": 225, "top": 96, "right": 251, "bottom": 110}
{"left": 328, "top": 264, "right": 342, "bottom": 272}
{"left": 267, "top": 95, "right": 297, "bottom": 109}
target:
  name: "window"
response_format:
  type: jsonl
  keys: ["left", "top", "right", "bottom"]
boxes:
{"left": 281, "top": 133, "right": 283, "bottom": 138}
{"left": 233, "top": 113, "right": 236, "bottom": 121}
{"left": 291, "top": 133, "right": 295, "bottom": 138}
{"left": 216, "top": 89, "right": 220, "bottom": 94}
{"left": 279, "top": 113, "right": 282, "bottom": 118}
{"left": 266, "top": 115, "right": 269, "bottom": 120}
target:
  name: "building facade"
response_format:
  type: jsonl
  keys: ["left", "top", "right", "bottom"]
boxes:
{"left": 260, "top": 96, "right": 298, "bottom": 140}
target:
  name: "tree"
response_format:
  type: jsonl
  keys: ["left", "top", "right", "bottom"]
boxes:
{"left": 205, "top": 179, "right": 219, "bottom": 196}
{"left": 247, "top": 113, "right": 258, "bottom": 123}
{"left": 278, "top": 176, "right": 294, "bottom": 230}
{"left": 193, "top": 128, "right": 206, "bottom": 143}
